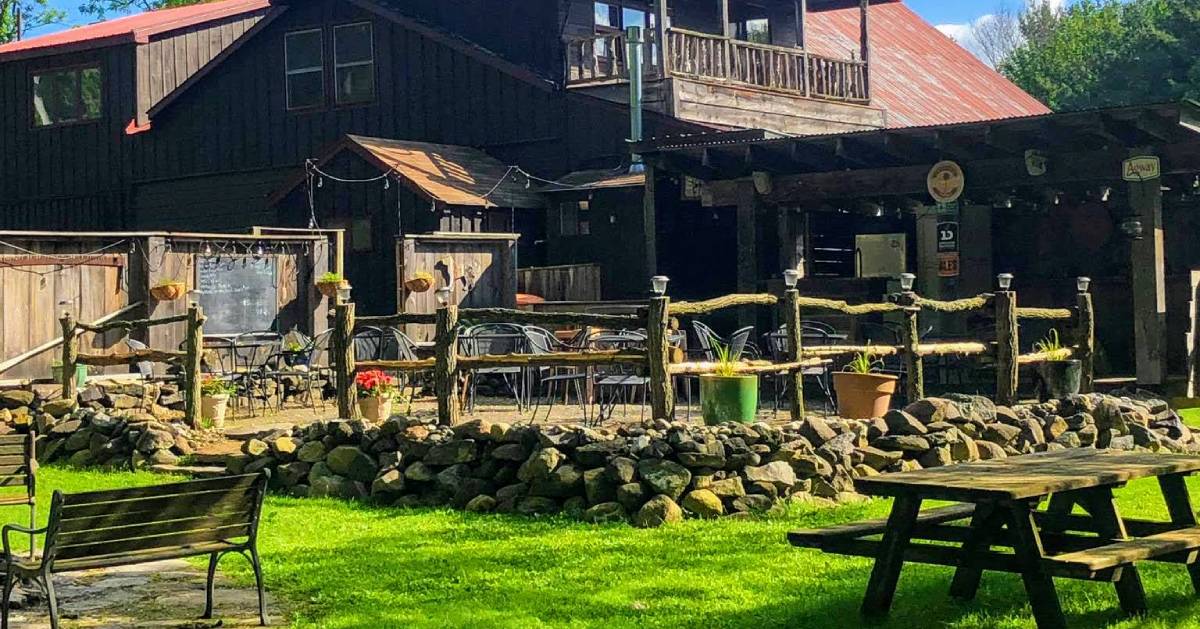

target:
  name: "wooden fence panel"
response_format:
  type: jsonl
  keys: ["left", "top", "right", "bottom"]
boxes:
{"left": 517, "top": 264, "right": 602, "bottom": 302}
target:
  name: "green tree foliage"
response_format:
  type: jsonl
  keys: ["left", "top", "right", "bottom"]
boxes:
{"left": 0, "top": 0, "right": 65, "bottom": 44}
{"left": 1003, "top": 0, "right": 1200, "bottom": 111}
{"left": 79, "top": 0, "right": 204, "bottom": 20}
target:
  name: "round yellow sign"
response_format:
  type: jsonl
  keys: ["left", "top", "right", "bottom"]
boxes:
{"left": 927, "top": 160, "right": 965, "bottom": 204}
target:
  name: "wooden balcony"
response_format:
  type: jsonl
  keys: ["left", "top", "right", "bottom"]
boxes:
{"left": 566, "top": 28, "right": 869, "bottom": 105}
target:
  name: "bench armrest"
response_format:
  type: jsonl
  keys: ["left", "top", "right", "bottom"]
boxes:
{"left": 2, "top": 523, "right": 46, "bottom": 559}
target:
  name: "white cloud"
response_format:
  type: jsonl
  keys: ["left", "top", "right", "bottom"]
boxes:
{"left": 936, "top": 14, "right": 997, "bottom": 64}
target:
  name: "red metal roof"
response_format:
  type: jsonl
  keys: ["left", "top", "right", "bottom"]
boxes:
{"left": 0, "top": 0, "right": 271, "bottom": 58}
{"left": 806, "top": 0, "right": 1050, "bottom": 128}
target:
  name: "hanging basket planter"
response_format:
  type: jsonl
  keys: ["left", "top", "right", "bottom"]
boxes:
{"left": 404, "top": 271, "right": 434, "bottom": 293}
{"left": 316, "top": 273, "right": 349, "bottom": 298}
{"left": 150, "top": 281, "right": 186, "bottom": 301}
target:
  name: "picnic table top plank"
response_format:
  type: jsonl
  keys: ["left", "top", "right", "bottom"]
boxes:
{"left": 854, "top": 449, "right": 1200, "bottom": 502}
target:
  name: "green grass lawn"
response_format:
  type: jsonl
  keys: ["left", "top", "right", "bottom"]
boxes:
{"left": 17, "top": 467, "right": 1200, "bottom": 628}
{"left": 1179, "top": 407, "right": 1200, "bottom": 429}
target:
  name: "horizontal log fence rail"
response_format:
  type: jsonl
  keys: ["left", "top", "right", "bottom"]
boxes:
{"left": 569, "top": 28, "right": 871, "bottom": 104}
{"left": 58, "top": 304, "right": 205, "bottom": 425}
{"left": 332, "top": 284, "right": 1094, "bottom": 425}
{"left": 0, "top": 302, "right": 144, "bottom": 379}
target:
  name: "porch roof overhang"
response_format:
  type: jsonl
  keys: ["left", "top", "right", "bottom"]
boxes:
{"left": 634, "top": 101, "right": 1200, "bottom": 204}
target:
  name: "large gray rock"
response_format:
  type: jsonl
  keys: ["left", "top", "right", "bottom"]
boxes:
{"left": 530, "top": 463, "right": 584, "bottom": 498}
{"left": 872, "top": 435, "right": 931, "bottom": 452}
{"left": 296, "top": 441, "right": 327, "bottom": 463}
{"left": 606, "top": 457, "right": 638, "bottom": 484}
{"left": 633, "top": 495, "right": 683, "bottom": 528}
{"left": 371, "top": 469, "right": 406, "bottom": 496}
{"left": 425, "top": 440, "right": 477, "bottom": 466}
{"left": 326, "top": 446, "right": 378, "bottom": 482}
{"left": 616, "top": 482, "right": 646, "bottom": 512}
{"left": 517, "top": 447, "right": 563, "bottom": 482}
{"left": 490, "top": 443, "right": 529, "bottom": 462}
{"left": 637, "top": 459, "right": 692, "bottom": 500}
{"left": 883, "top": 410, "right": 928, "bottom": 436}
{"left": 743, "top": 461, "right": 797, "bottom": 489}
{"left": 904, "top": 398, "right": 961, "bottom": 424}
{"left": 681, "top": 489, "right": 724, "bottom": 518}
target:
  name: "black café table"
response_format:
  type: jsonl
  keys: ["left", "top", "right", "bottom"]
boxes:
{"left": 790, "top": 449, "right": 1200, "bottom": 628}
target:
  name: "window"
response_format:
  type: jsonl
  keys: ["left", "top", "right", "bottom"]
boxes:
{"left": 334, "top": 23, "right": 375, "bottom": 105}
{"left": 734, "top": 18, "right": 771, "bottom": 45}
{"left": 559, "top": 200, "right": 591, "bottom": 237}
{"left": 593, "top": 2, "right": 657, "bottom": 66}
{"left": 285, "top": 29, "right": 324, "bottom": 110}
{"left": 31, "top": 66, "right": 102, "bottom": 127}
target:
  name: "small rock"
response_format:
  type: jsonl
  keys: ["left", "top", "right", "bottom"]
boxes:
{"left": 883, "top": 409, "right": 929, "bottom": 436}
{"left": 582, "top": 502, "right": 626, "bottom": 524}
{"left": 464, "top": 495, "right": 497, "bottom": 513}
{"left": 681, "top": 489, "right": 724, "bottom": 518}
{"left": 633, "top": 495, "right": 683, "bottom": 528}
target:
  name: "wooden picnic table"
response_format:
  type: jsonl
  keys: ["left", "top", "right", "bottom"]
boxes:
{"left": 789, "top": 449, "right": 1200, "bottom": 629}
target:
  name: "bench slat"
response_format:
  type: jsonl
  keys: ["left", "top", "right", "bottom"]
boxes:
{"left": 42, "top": 541, "right": 242, "bottom": 574}
{"left": 0, "top": 475, "right": 29, "bottom": 488}
{"left": 57, "top": 509, "right": 256, "bottom": 547}
{"left": 788, "top": 504, "right": 976, "bottom": 548}
{"left": 1045, "top": 526, "right": 1200, "bottom": 575}
{"left": 0, "top": 465, "right": 29, "bottom": 477}
{"left": 61, "top": 474, "right": 261, "bottom": 506}
{"left": 60, "top": 491, "right": 255, "bottom": 526}
{"left": 0, "top": 447, "right": 24, "bottom": 458}
{"left": 55, "top": 523, "right": 252, "bottom": 561}
{"left": 0, "top": 435, "right": 29, "bottom": 446}
{"left": 0, "top": 455, "right": 27, "bottom": 467}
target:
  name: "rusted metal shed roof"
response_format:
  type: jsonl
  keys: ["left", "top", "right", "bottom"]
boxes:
{"left": 807, "top": 0, "right": 1050, "bottom": 128}
{"left": 271, "top": 135, "right": 545, "bottom": 209}
{"left": 543, "top": 169, "right": 647, "bottom": 192}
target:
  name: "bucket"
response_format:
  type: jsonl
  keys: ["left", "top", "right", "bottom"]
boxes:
{"left": 699, "top": 375, "right": 759, "bottom": 425}
{"left": 1038, "top": 360, "right": 1082, "bottom": 401}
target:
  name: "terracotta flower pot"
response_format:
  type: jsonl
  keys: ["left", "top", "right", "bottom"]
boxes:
{"left": 833, "top": 372, "right": 899, "bottom": 419}
{"left": 358, "top": 396, "right": 393, "bottom": 423}
{"left": 150, "top": 282, "right": 186, "bottom": 301}
{"left": 201, "top": 393, "right": 230, "bottom": 429}
{"left": 317, "top": 279, "right": 348, "bottom": 298}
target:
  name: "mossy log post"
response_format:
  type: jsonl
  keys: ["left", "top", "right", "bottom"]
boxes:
{"left": 435, "top": 305, "right": 461, "bottom": 426}
{"left": 784, "top": 289, "right": 805, "bottom": 421}
{"left": 899, "top": 298, "right": 924, "bottom": 403}
{"left": 183, "top": 303, "right": 204, "bottom": 427}
{"left": 1076, "top": 292, "right": 1096, "bottom": 393}
{"left": 76, "top": 350, "right": 186, "bottom": 365}
{"left": 334, "top": 302, "right": 358, "bottom": 420}
{"left": 646, "top": 296, "right": 675, "bottom": 420}
{"left": 59, "top": 311, "right": 77, "bottom": 400}
{"left": 995, "top": 291, "right": 1019, "bottom": 406}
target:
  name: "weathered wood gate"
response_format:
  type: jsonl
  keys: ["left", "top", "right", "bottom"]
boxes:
{"left": 396, "top": 233, "right": 518, "bottom": 341}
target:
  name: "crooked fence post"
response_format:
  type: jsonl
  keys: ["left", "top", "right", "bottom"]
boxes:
{"left": 59, "top": 311, "right": 77, "bottom": 400}
{"left": 784, "top": 289, "right": 805, "bottom": 421}
{"left": 1076, "top": 289, "right": 1096, "bottom": 393}
{"left": 995, "top": 290, "right": 1019, "bottom": 406}
{"left": 184, "top": 303, "right": 204, "bottom": 427}
{"left": 646, "top": 295, "right": 675, "bottom": 419}
{"left": 334, "top": 302, "right": 358, "bottom": 419}
{"left": 434, "top": 304, "right": 460, "bottom": 426}
{"left": 897, "top": 293, "right": 924, "bottom": 403}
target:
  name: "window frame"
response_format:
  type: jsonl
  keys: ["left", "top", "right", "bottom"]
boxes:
{"left": 29, "top": 63, "right": 104, "bottom": 130}
{"left": 284, "top": 27, "right": 326, "bottom": 111}
{"left": 332, "top": 21, "right": 376, "bottom": 107}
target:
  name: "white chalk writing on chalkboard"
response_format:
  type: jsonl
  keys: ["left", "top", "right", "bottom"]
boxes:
{"left": 196, "top": 256, "right": 279, "bottom": 335}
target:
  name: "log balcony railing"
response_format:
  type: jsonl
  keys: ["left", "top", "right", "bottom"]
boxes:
{"left": 565, "top": 28, "right": 870, "bottom": 104}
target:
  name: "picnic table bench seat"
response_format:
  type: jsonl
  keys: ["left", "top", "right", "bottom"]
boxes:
{"left": 0, "top": 472, "right": 270, "bottom": 629}
{"left": 1043, "top": 526, "right": 1200, "bottom": 577}
{"left": 788, "top": 504, "right": 976, "bottom": 548}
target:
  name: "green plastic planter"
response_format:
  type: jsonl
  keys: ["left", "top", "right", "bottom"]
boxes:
{"left": 51, "top": 364, "right": 88, "bottom": 389}
{"left": 700, "top": 374, "right": 759, "bottom": 425}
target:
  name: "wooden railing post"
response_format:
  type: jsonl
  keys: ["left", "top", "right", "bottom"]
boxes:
{"left": 183, "top": 303, "right": 204, "bottom": 427}
{"left": 784, "top": 289, "right": 806, "bottom": 421}
{"left": 1076, "top": 290, "right": 1096, "bottom": 393}
{"left": 898, "top": 294, "right": 924, "bottom": 403}
{"left": 334, "top": 302, "right": 358, "bottom": 419}
{"left": 647, "top": 295, "right": 675, "bottom": 419}
{"left": 995, "top": 290, "right": 1019, "bottom": 406}
{"left": 434, "top": 305, "right": 461, "bottom": 426}
{"left": 59, "top": 311, "right": 77, "bottom": 400}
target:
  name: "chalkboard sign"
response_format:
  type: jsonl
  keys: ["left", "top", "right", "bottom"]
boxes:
{"left": 196, "top": 256, "right": 279, "bottom": 335}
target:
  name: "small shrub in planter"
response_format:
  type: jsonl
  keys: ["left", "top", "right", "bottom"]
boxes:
{"left": 356, "top": 369, "right": 400, "bottom": 423}
{"left": 200, "top": 376, "right": 237, "bottom": 429}
{"left": 1034, "top": 329, "right": 1081, "bottom": 400}
{"left": 316, "top": 272, "right": 349, "bottom": 298}
{"left": 832, "top": 352, "right": 898, "bottom": 419}
{"left": 150, "top": 279, "right": 186, "bottom": 301}
{"left": 700, "top": 342, "right": 758, "bottom": 425}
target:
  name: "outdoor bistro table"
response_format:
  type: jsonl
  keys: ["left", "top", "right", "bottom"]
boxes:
{"left": 788, "top": 449, "right": 1200, "bottom": 628}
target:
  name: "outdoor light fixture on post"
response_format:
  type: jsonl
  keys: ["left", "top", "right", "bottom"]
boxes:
{"left": 1076, "top": 277, "right": 1092, "bottom": 293}
{"left": 336, "top": 284, "right": 353, "bottom": 303}
{"left": 1119, "top": 216, "right": 1145, "bottom": 240}
{"left": 435, "top": 286, "right": 452, "bottom": 307}
{"left": 899, "top": 273, "right": 916, "bottom": 292}
{"left": 997, "top": 273, "right": 1014, "bottom": 291}
{"left": 783, "top": 268, "right": 801, "bottom": 289}
{"left": 650, "top": 275, "right": 670, "bottom": 296}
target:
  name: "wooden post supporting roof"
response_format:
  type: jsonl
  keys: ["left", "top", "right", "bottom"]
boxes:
{"left": 1129, "top": 150, "right": 1167, "bottom": 386}
{"left": 642, "top": 165, "right": 659, "bottom": 278}
{"left": 735, "top": 182, "right": 759, "bottom": 328}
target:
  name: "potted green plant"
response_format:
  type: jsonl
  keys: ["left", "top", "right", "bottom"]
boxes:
{"left": 200, "top": 376, "right": 236, "bottom": 429}
{"left": 150, "top": 279, "right": 186, "bottom": 301}
{"left": 1035, "top": 329, "right": 1081, "bottom": 400}
{"left": 832, "top": 352, "right": 899, "bottom": 419}
{"left": 316, "top": 271, "right": 349, "bottom": 298}
{"left": 50, "top": 361, "right": 88, "bottom": 389}
{"left": 356, "top": 369, "right": 398, "bottom": 423}
{"left": 699, "top": 342, "right": 758, "bottom": 425}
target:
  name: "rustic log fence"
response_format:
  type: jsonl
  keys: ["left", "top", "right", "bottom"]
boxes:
{"left": 331, "top": 283, "right": 1095, "bottom": 425}
{"left": 58, "top": 303, "right": 206, "bottom": 425}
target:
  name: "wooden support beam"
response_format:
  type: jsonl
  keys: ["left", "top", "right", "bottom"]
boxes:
{"left": 183, "top": 303, "right": 204, "bottom": 427}
{"left": 1129, "top": 151, "right": 1167, "bottom": 386}
{"left": 995, "top": 291, "right": 1019, "bottom": 406}
{"left": 642, "top": 165, "right": 660, "bottom": 277}
{"left": 59, "top": 312, "right": 77, "bottom": 401}
{"left": 734, "top": 183, "right": 759, "bottom": 328}
{"left": 859, "top": 0, "right": 870, "bottom": 96}
{"left": 76, "top": 350, "right": 186, "bottom": 366}
{"left": 434, "top": 305, "right": 461, "bottom": 426}
{"left": 646, "top": 296, "right": 675, "bottom": 419}
{"left": 785, "top": 289, "right": 805, "bottom": 420}
{"left": 334, "top": 303, "right": 358, "bottom": 419}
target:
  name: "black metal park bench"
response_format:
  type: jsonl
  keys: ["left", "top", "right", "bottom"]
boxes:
{"left": 0, "top": 472, "right": 270, "bottom": 629}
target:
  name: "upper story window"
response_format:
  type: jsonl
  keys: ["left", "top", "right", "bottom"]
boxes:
{"left": 734, "top": 18, "right": 771, "bottom": 44}
{"left": 285, "top": 29, "right": 324, "bottom": 110}
{"left": 333, "top": 22, "right": 375, "bottom": 105}
{"left": 31, "top": 65, "right": 102, "bottom": 128}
